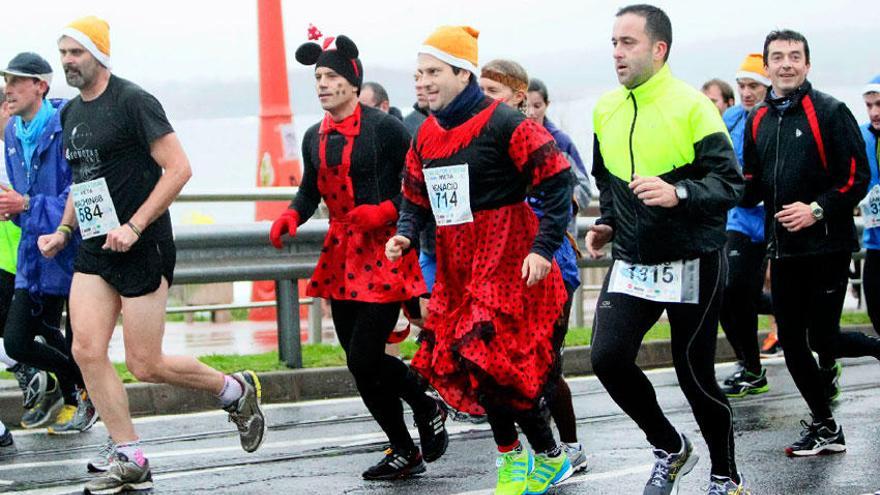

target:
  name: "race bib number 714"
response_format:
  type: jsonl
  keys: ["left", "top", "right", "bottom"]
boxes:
{"left": 71, "top": 178, "right": 121, "bottom": 239}
{"left": 423, "top": 164, "right": 473, "bottom": 226}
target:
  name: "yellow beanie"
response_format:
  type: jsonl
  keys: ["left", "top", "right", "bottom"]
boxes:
{"left": 60, "top": 16, "right": 111, "bottom": 69}
{"left": 420, "top": 26, "right": 479, "bottom": 74}
{"left": 735, "top": 53, "right": 769, "bottom": 86}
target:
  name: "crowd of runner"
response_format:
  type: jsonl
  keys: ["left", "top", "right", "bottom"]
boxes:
{"left": 1, "top": 4, "right": 879, "bottom": 495}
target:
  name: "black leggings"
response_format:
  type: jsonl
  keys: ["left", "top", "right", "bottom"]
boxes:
{"left": 719, "top": 231, "right": 766, "bottom": 374}
{"left": 331, "top": 299, "right": 434, "bottom": 451}
{"left": 0, "top": 270, "right": 15, "bottom": 338}
{"left": 591, "top": 250, "right": 737, "bottom": 478}
{"left": 484, "top": 399, "right": 557, "bottom": 454}
{"left": 3, "top": 290, "right": 84, "bottom": 404}
{"left": 862, "top": 249, "right": 880, "bottom": 336}
{"left": 772, "top": 252, "right": 880, "bottom": 420}
{"left": 546, "top": 283, "right": 578, "bottom": 444}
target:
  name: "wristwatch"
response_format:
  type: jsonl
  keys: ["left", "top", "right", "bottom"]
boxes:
{"left": 674, "top": 184, "right": 688, "bottom": 201}
{"left": 810, "top": 201, "right": 824, "bottom": 221}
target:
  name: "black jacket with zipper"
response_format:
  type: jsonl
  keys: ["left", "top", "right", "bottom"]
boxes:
{"left": 741, "top": 81, "right": 869, "bottom": 258}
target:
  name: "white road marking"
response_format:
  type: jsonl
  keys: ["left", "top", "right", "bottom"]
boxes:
{"left": 9, "top": 358, "right": 779, "bottom": 439}
{"left": 0, "top": 423, "right": 489, "bottom": 473}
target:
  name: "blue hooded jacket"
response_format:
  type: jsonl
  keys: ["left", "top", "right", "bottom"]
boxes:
{"left": 861, "top": 123, "right": 880, "bottom": 250}
{"left": 723, "top": 104, "right": 765, "bottom": 243}
{"left": 528, "top": 118, "right": 583, "bottom": 290}
{"left": 4, "top": 98, "right": 79, "bottom": 295}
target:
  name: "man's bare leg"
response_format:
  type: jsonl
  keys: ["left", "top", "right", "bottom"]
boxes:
{"left": 69, "top": 273, "right": 134, "bottom": 443}
{"left": 121, "top": 278, "right": 225, "bottom": 393}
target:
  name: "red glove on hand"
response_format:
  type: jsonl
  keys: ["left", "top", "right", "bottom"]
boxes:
{"left": 345, "top": 200, "right": 398, "bottom": 231}
{"left": 269, "top": 209, "right": 300, "bottom": 249}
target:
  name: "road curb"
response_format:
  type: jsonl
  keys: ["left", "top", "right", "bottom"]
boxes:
{"left": 3, "top": 325, "right": 871, "bottom": 428}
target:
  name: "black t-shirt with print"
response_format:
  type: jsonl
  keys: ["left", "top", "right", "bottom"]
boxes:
{"left": 61, "top": 75, "right": 174, "bottom": 253}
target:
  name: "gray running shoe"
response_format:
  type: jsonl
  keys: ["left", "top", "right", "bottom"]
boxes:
{"left": 644, "top": 433, "right": 699, "bottom": 495}
{"left": 223, "top": 370, "right": 266, "bottom": 453}
{"left": 84, "top": 453, "right": 153, "bottom": 494}
{"left": 706, "top": 473, "right": 751, "bottom": 494}
{"left": 10, "top": 363, "right": 47, "bottom": 410}
{"left": 563, "top": 442, "right": 589, "bottom": 473}
{"left": 20, "top": 379, "right": 63, "bottom": 429}
{"left": 87, "top": 437, "right": 116, "bottom": 473}
{"left": 0, "top": 428, "right": 15, "bottom": 453}
{"left": 48, "top": 389, "right": 98, "bottom": 434}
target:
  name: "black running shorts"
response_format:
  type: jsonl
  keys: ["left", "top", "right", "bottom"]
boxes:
{"left": 74, "top": 238, "right": 176, "bottom": 298}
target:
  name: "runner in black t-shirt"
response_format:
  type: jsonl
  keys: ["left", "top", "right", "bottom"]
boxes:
{"left": 37, "top": 16, "right": 266, "bottom": 494}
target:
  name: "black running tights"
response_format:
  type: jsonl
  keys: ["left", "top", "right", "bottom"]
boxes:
{"left": 331, "top": 299, "right": 434, "bottom": 451}
{"left": 719, "top": 231, "right": 766, "bottom": 374}
{"left": 591, "top": 250, "right": 738, "bottom": 478}
{"left": 772, "top": 252, "right": 880, "bottom": 420}
{"left": 3, "top": 290, "right": 83, "bottom": 404}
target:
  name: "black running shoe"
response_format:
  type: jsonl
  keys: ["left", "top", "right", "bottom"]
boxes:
{"left": 362, "top": 446, "right": 426, "bottom": 480}
{"left": 0, "top": 428, "right": 14, "bottom": 452}
{"left": 785, "top": 418, "right": 846, "bottom": 457}
{"left": 722, "top": 364, "right": 746, "bottom": 387}
{"left": 721, "top": 368, "right": 770, "bottom": 398}
{"left": 414, "top": 398, "right": 449, "bottom": 463}
{"left": 10, "top": 363, "right": 47, "bottom": 410}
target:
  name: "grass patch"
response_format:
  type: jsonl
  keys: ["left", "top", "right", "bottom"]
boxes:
{"left": 2, "top": 311, "right": 874, "bottom": 383}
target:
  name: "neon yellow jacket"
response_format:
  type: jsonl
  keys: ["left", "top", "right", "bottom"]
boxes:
{"left": 592, "top": 64, "right": 743, "bottom": 264}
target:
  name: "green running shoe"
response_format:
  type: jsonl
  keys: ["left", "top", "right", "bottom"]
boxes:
{"left": 526, "top": 450, "right": 573, "bottom": 494}
{"left": 495, "top": 448, "right": 533, "bottom": 495}
{"left": 721, "top": 368, "right": 770, "bottom": 398}
{"left": 821, "top": 362, "right": 843, "bottom": 402}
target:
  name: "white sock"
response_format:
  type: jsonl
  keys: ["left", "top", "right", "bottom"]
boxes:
{"left": 218, "top": 375, "right": 243, "bottom": 407}
{"left": 0, "top": 338, "right": 17, "bottom": 369}
{"left": 0, "top": 419, "right": 7, "bottom": 436}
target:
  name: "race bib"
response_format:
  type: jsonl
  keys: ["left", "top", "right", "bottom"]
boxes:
{"left": 609, "top": 259, "right": 700, "bottom": 304}
{"left": 423, "top": 164, "right": 473, "bottom": 226}
{"left": 860, "top": 184, "right": 880, "bottom": 229}
{"left": 71, "top": 178, "right": 120, "bottom": 239}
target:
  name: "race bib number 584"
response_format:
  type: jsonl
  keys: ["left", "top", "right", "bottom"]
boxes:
{"left": 71, "top": 178, "right": 120, "bottom": 239}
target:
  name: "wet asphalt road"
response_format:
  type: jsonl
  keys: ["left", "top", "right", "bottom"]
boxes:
{"left": 2, "top": 356, "right": 880, "bottom": 495}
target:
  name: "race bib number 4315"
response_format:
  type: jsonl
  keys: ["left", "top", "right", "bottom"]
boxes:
{"left": 71, "top": 178, "right": 120, "bottom": 239}
{"left": 423, "top": 164, "right": 473, "bottom": 226}
{"left": 608, "top": 259, "right": 700, "bottom": 304}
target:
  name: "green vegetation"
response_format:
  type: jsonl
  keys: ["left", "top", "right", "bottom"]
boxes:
{"left": 1, "top": 312, "right": 873, "bottom": 383}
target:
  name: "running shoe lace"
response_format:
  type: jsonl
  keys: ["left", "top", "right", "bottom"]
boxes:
{"left": 648, "top": 454, "right": 671, "bottom": 487}
{"left": 496, "top": 453, "right": 522, "bottom": 483}
{"left": 228, "top": 411, "right": 250, "bottom": 432}
{"left": 97, "top": 438, "right": 115, "bottom": 459}
{"left": 13, "top": 369, "right": 28, "bottom": 390}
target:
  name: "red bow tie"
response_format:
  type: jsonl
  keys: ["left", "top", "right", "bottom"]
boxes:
{"left": 319, "top": 104, "right": 362, "bottom": 137}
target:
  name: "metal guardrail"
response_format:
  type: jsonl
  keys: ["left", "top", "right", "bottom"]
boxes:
{"left": 171, "top": 203, "right": 869, "bottom": 368}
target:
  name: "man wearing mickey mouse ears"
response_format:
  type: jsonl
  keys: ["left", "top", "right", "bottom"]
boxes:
{"left": 270, "top": 30, "right": 448, "bottom": 481}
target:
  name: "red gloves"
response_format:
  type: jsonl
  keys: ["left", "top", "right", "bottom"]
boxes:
{"left": 270, "top": 209, "right": 300, "bottom": 249}
{"left": 345, "top": 200, "right": 398, "bottom": 231}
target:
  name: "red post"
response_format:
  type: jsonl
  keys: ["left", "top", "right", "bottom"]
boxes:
{"left": 251, "top": 0, "right": 301, "bottom": 320}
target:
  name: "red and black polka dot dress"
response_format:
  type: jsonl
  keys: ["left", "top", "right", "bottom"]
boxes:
{"left": 294, "top": 104, "right": 425, "bottom": 304}
{"left": 401, "top": 99, "right": 572, "bottom": 414}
